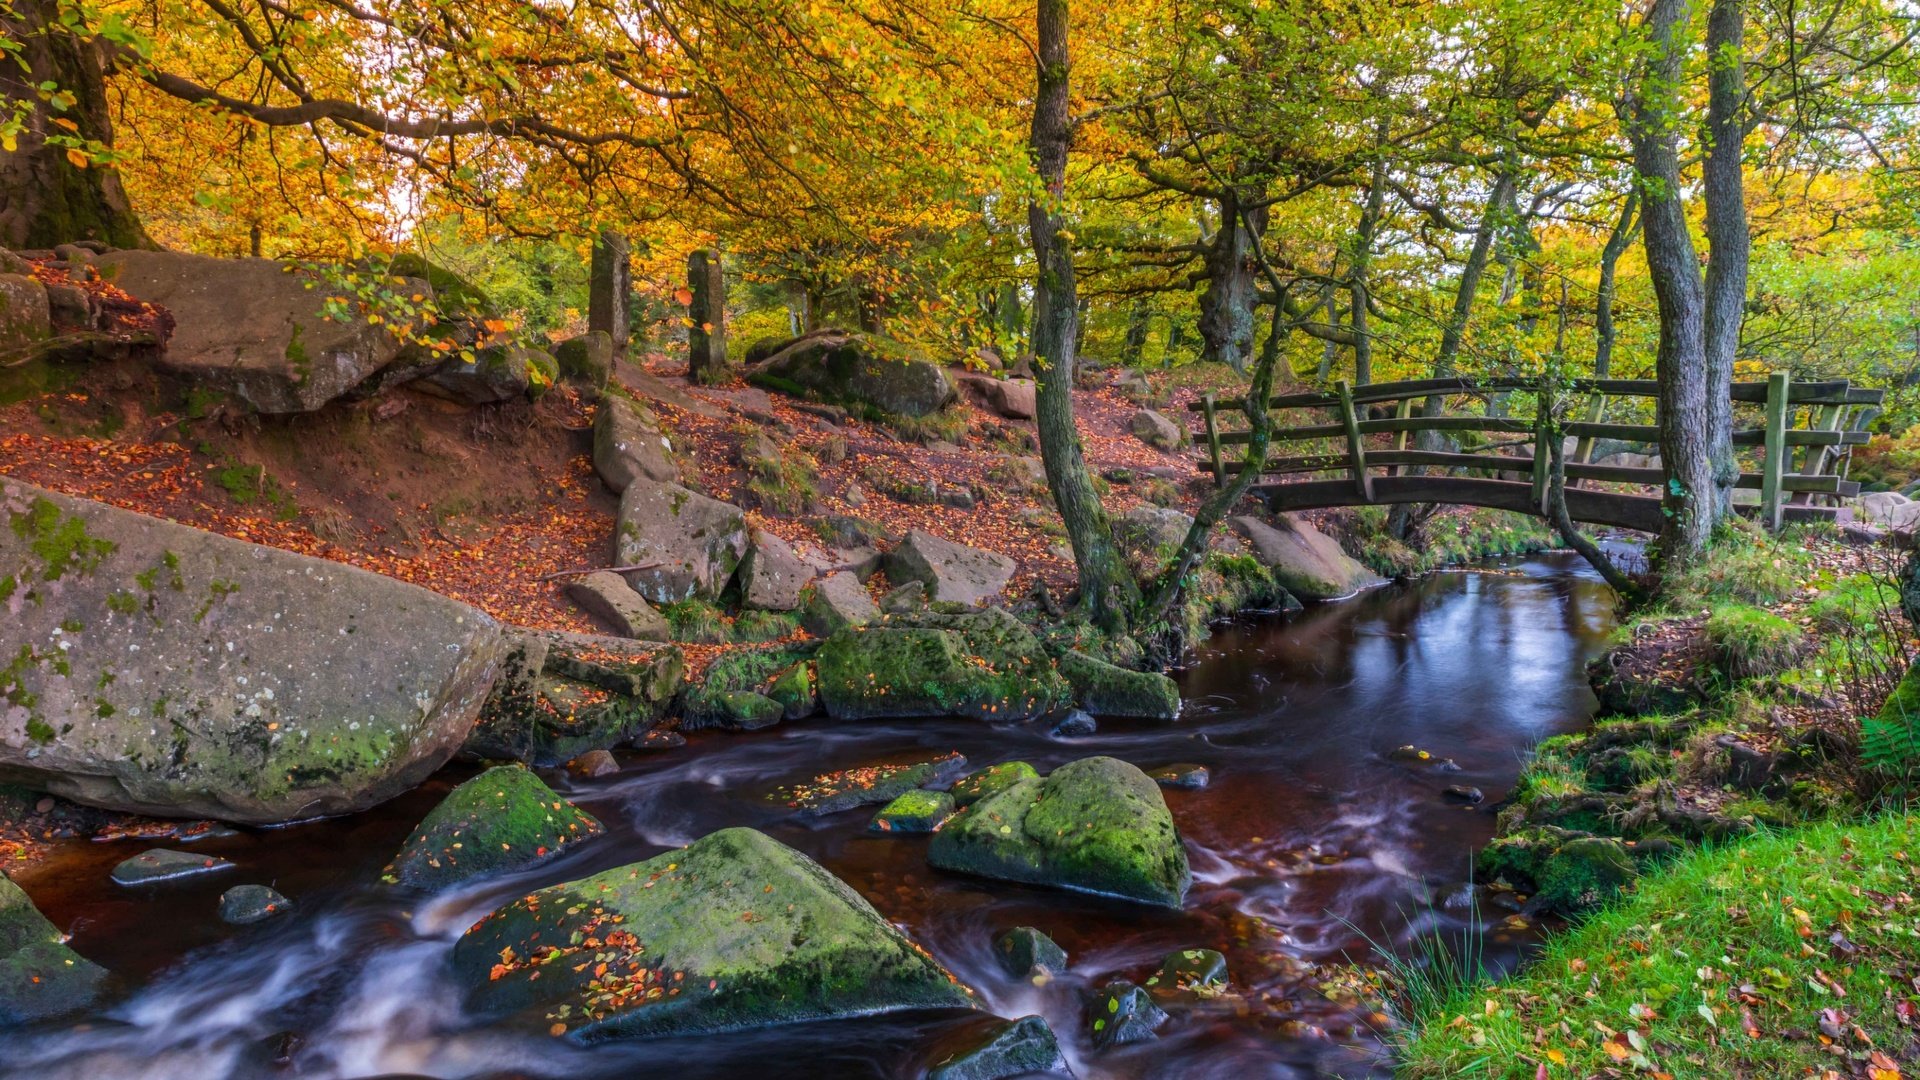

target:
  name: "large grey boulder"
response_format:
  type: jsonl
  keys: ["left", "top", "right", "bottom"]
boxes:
{"left": 953, "top": 372, "right": 1036, "bottom": 420}
{"left": 417, "top": 343, "right": 553, "bottom": 405}
{"left": 1229, "top": 514, "right": 1383, "bottom": 601}
{"left": 0, "top": 479, "right": 505, "bottom": 822}
{"left": 93, "top": 251, "right": 418, "bottom": 413}
{"left": 564, "top": 571, "right": 670, "bottom": 640}
{"left": 740, "top": 530, "right": 814, "bottom": 611}
{"left": 592, "top": 395, "right": 681, "bottom": 493}
{"left": 1130, "top": 409, "right": 1186, "bottom": 450}
{"left": 0, "top": 273, "right": 52, "bottom": 364}
{"left": 452, "top": 827, "right": 973, "bottom": 1038}
{"left": 799, "top": 571, "right": 880, "bottom": 636}
{"left": 0, "top": 874, "right": 105, "bottom": 1022}
{"left": 888, "top": 529, "right": 1016, "bottom": 607}
{"left": 1857, "top": 490, "right": 1913, "bottom": 527}
{"left": 749, "top": 330, "right": 955, "bottom": 418}
{"left": 612, "top": 480, "right": 749, "bottom": 604}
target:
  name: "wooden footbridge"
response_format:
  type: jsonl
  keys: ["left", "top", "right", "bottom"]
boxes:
{"left": 1189, "top": 373, "right": 1884, "bottom": 533}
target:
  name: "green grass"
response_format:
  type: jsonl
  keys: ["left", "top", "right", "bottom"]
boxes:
{"left": 1399, "top": 814, "right": 1920, "bottom": 1079}
{"left": 1703, "top": 603, "right": 1806, "bottom": 682}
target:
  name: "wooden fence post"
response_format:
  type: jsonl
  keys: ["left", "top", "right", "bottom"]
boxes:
{"left": 1387, "top": 398, "right": 1414, "bottom": 476}
{"left": 1760, "top": 370, "right": 1791, "bottom": 532}
{"left": 1337, "top": 379, "right": 1373, "bottom": 502}
{"left": 1530, "top": 384, "right": 1554, "bottom": 514}
{"left": 1202, "top": 393, "right": 1225, "bottom": 488}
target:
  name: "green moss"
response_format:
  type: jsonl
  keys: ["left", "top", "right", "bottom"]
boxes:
{"left": 23, "top": 717, "right": 53, "bottom": 745}
{"left": 661, "top": 599, "right": 728, "bottom": 644}
{"left": 764, "top": 661, "right": 816, "bottom": 719}
{"left": 869, "top": 788, "right": 955, "bottom": 833}
{"left": 1704, "top": 603, "right": 1805, "bottom": 681}
{"left": 383, "top": 766, "right": 602, "bottom": 891}
{"left": 9, "top": 497, "right": 116, "bottom": 581}
{"left": 731, "top": 608, "right": 799, "bottom": 644}
{"left": 815, "top": 611, "right": 1071, "bottom": 721}
{"left": 680, "top": 643, "right": 816, "bottom": 729}
{"left": 1056, "top": 650, "right": 1179, "bottom": 720}
{"left": 949, "top": 761, "right": 1038, "bottom": 807}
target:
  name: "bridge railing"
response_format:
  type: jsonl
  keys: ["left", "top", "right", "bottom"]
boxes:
{"left": 1187, "top": 373, "right": 1884, "bottom": 533}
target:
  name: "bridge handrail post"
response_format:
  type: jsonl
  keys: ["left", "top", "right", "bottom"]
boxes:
{"left": 1530, "top": 382, "right": 1555, "bottom": 514}
{"left": 1760, "top": 370, "right": 1791, "bottom": 532}
{"left": 1336, "top": 379, "right": 1374, "bottom": 502}
{"left": 1202, "top": 393, "right": 1225, "bottom": 489}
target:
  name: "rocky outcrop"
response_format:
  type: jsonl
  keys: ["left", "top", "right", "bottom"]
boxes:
{"left": 464, "top": 632, "right": 681, "bottom": 766}
{"left": 451, "top": 827, "right": 973, "bottom": 1039}
{"left": 816, "top": 609, "right": 1071, "bottom": 721}
{"left": 769, "top": 751, "right": 968, "bottom": 815}
{"left": 612, "top": 480, "right": 749, "bottom": 604}
{"left": 799, "top": 571, "right": 879, "bottom": 636}
{"left": 748, "top": 330, "right": 955, "bottom": 418}
{"left": 554, "top": 331, "right": 613, "bottom": 391}
{"left": 565, "top": 571, "right": 670, "bottom": 641}
{"left": 0, "top": 272, "right": 52, "bottom": 364}
{"left": 0, "top": 479, "right": 504, "bottom": 822}
{"left": 739, "top": 530, "right": 814, "bottom": 611}
{"left": 0, "top": 874, "right": 105, "bottom": 1022}
{"left": 593, "top": 395, "right": 681, "bottom": 494}
{"left": 926, "top": 1015, "right": 1068, "bottom": 1080}
{"left": 928, "top": 756, "right": 1191, "bottom": 908}
{"left": 953, "top": 372, "right": 1036, "bottom": 420}
{"left": 383, "top": 765, "right": 601, "bottom": 891}
{"left": 416, "top": 343, "right": 554, "bottom": 405}
{"left": 888, "top": 529, "right": 1015, "bottom": 607}
{"left": 92, "top": 250, "right": 418, "bottom": 413}
{"left": 1229, "top": 514, "right": 1383, "bottom": 600}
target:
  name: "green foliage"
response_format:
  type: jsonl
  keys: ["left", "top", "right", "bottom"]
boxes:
{"left": 731, "top": 609, "right": 799, "bottom": 643}
{"left": 1862, "top": 662, "right": 1920, "bottom": 776}
{"left": 1400, "top": 815, "right": 1920, "bottom": 1079}
{"left": 1655, "top": 523, "right": 1810, "bottom": 611}
{"left": 1703, "top": 604, "right": 1805, "bottom": 682}
{"left": 727, "top": 307, "right": 796, "bottom": 362}
{"left": 661, "top": 599, "right": 728, "bottom": 644}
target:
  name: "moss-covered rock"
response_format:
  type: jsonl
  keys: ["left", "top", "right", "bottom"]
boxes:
{"left": 928, "top": 757, "right": 1190, "bottom": 908}
{"left": 451, "top": 827, "right": 973, "bottom": 1039}
{"left": 926, "top": 1015, "right": 1068, "bottom": 1080}
{"left": 1147, "top": 948, "right": 1228, "bottom": 995}
{"left": 717, "top": 691, "right": 785, "bottom": 731}
{"left": 384, "top": 766, "right": 601, "bottom": 891}
{"left": 679, "top": 644, "right": 815, "bottom": 730}
{"left": 764, "top": 661, "right": 818, "bottom": 720}
{"left": 0, "top": 873, "right": 105, "bottom": 1022}
{"left": 950, "top": 762, "right": 1038, "bottom": 808}
{"left": 991, "top": 926, "right": 1067, "bottom": 977}
{"left": 465, "top": 636, "right": 681, "bottom": 766}
{"left": 870, "top": 789, "right": 954, "bottom": 833}
{"left": 1057, "top": 650, "right": 1180, "bottom": 720}
{"left": 815, "top": 609, "right": 1070, "bottom": 722}
{"left": 769, "top": 752, "right": 969, "bottom": 816}
{"left": 1479, "top": 827, "right": 1641, "bottom": 917}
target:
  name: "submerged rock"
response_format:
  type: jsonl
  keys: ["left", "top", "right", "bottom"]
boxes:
{"left": 383, "top": 766, "right": 601, "bottom": 891}
{"left": 219, "top": 884, "right": 292, "bottom": 925}
{"left": 929, "top": 757, "right": 1191, "bottom": 908}
{"left": 870, "top": 789, "right": 955, "bottom": 834}
{"left": 1147, "top": 948, "right": 1228, "bottom": 994}
{"left": 0, "top": 479, "right": 505, "bottom": 823}
{"left": 452, "top": 827, "right": 973, "bottom": 1039}
{"left": 926, "top": 1015, "right": 1068, "bottom": 1080}
{"left": 1087, "top": 980, "right": 1167, "bottom": 1048}
{"left": 111, "top": 848, "right": 235, "bottom": 886}
{"left": 991, "top": 926, "right": 1068, "bottom": 978}
{"left": 0, "top": 874, "right": 106, "bottom": 1022}
{"left": 815, "top": 609, "right": 1070, "bottom": 722}
{"left": 770, "top": 752, "right": 969, "bottom": 816}
{"left": 1146, "top": 763, "right": 1210, "bottom": 790}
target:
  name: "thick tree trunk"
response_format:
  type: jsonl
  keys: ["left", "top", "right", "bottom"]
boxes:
{"left": 1628, "top": 0, "right": 1719, "bottom": 560}
{"left": 1029, "top": 0, "right": 1139, "bottom": 633}
{"left": 0, "top": 0, "right": 150, "bottom": 249}
{"left": 1594, "top": 191, "right": 1639, "bottom": 379}
{"left": 1197, "top": 190, "right": 1262, "bottom": 373}
{"left": 1348, "top": 120, "right": 1390, "bottom": 386}
{"left": 1701, "top": 0, "right": 1749, "bottom": 516}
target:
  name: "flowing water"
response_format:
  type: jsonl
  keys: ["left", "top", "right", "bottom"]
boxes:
{"left": 0, "top": 551, "right": 1617, "bottom": 1079}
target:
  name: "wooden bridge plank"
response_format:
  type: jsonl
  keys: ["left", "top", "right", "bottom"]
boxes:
{"left": 1190, "top": 377, "right": 1873, "bottom": 413}
{"left": 1201, "top": 454, "right": 1858, "bottom": 495}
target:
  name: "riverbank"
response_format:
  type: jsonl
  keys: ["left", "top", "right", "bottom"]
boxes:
{"left": 1396, "top": 524, "right": 1920, "bottom": 1077}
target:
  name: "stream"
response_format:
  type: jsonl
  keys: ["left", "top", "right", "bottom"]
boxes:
{"left": 0, "top": 551, "right": 1618, "bottom": 1079}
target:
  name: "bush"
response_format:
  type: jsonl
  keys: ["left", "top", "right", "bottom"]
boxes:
{"left": 1703, "top": 603, "right": 1806, "bottom": 681}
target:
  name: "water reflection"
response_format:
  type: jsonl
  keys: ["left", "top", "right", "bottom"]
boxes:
{"left": 0, "top": 551, "right": 1616, "bottom": 1079}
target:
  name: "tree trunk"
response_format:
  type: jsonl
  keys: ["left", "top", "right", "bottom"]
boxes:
{"left": 1628, "top": 0, "right": 1718, "bottom": 560}
{"left": 1123, "top": 300, "right": 1149, "bottom": 364}
{"left": 1594, "top": 190, "right": 1639, "bottom": 379}
{"left": 1029, "top": 0, "right": 1139, "bottom": 633}
{"left": 1197, "top": 189, "right": 1262, "bottom": 373}
{"left": 1701, "top": 0, "right": 1749, "bottom": 517}
{"left": 1349, "top": 145, "right": 1388, "bottom": 387}
{"left": 0, "top": 0, "right": 151, "bottom": 249}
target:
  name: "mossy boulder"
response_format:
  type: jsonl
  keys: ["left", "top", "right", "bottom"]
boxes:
{"left": 764, "top": 661, "right": 819, "bottom": 720}
{"left": 679, "top": 644, "right": 815, "bottom": 730}
{"left": 451, "top": 827, "right": 973, "bottom": 1039}
{"left": 870, "top": 789, "right": 954, "bottom": 833}
{"left": 928, "top": 757, "right": 1191, "bottom": 908}
{"left": 815, "top": 609, "right": 1070, "bottom": 722}
{"left": 926, "top": 1015, "right": 1068, "bottom": 1080}
{"left": 1479, "top": 827, "right": 1641, "bottom": 917}
{"left": 950, "top": 762, "right": 1038, "bottom": 807}
{"left": 748, "top": 331, "right": 956, "bottom": 418}
{"left": 769, "top": 752, "right": 969, "bottom": 816}
{"left": 383, "top": 766, "right": 602, "bottom": 891}
{"left": 555, "top": 331, "right": 614, "bottom": 390}
{"left": 716, "top": 691, "right": 784, "bottom": 730}
{"left": 0, "top": 873, "right": 105, "bottom": 1022}
{"left": 0, "top": 479, "right": 505, "bottom": 822}
{"left": 1057, "top": 650, "right": 1180, "bottom": 720}
{"left": 465, "top": 635, "right": 681, "bottom": 766}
